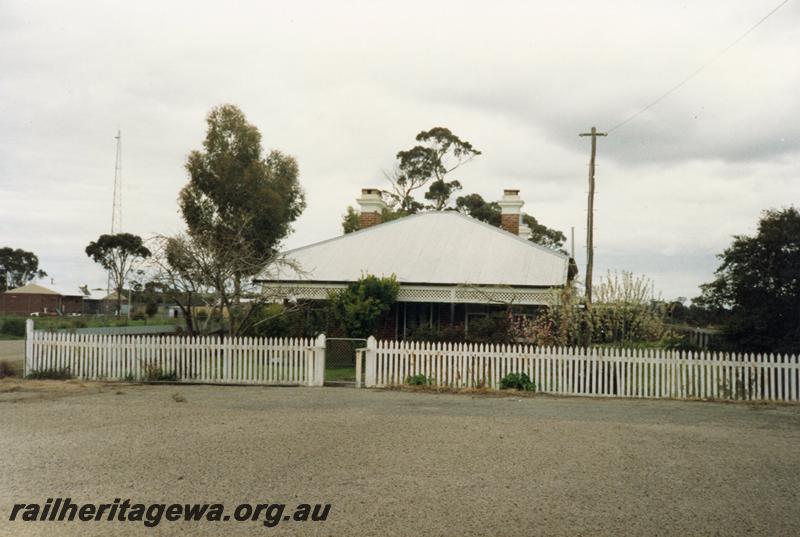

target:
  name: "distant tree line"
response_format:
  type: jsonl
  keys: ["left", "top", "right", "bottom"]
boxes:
{"left": 0, "top": 247, "right": 46, "bottom": 292}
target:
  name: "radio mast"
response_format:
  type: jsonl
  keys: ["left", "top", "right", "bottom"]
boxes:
{"left": 106, "top": 130, "right": 123, "bottom": 303}
{"left": 111, "top": 130, "right": 122, "bottom": 234}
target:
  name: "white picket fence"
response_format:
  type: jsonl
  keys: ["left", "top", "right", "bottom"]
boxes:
{"left": 25, "top": 322, "right": 325, "bottom": 386}
{"left": 361, "top": 338, "right": 800, "bottom": 402}
{"left": 22, "top": 318, "right": 800, "bottom": 402}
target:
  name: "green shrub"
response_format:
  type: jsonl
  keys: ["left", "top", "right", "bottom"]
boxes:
{"left": 661, "top": 333, "right": 702, "bottom": 352}
{"left": 27, "top": 367, "right": 72, "bottom": 380}
{"left": 408, "top": 324, "right": 466, "bottom": 343}
{"left": 131, "top": 311, "right": 146, "bottom": 321}
{"left": 145, "top": 301, "right": 159, "bottom": 318}
{"left": 466, "top": 315, "right": 512, "bottom": 344}
{"left": 328, "top": 274, "right": 399, "bottom": 338}
{"left": 499, "top": 372, "right": 535, "bottom": 391}
{"left": 245, "top": 303, "right": 291, "bottom": 338}
{"left": 0, "top": 318, "right": 26, "bottom": 337}
{"left": 405, "top": 373, "right": 434, "bottom": 386}
{"left": 408, "top": 315, "right": 513, "bottom": 344}
{"left": 407, "top": 325, "right": 439, "bottom": 342}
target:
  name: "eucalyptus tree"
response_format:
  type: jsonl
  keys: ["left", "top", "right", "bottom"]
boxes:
{"left": 178, "top": 104, "right": 305, "bottom": 335}
{"left": 85, "top": 233, "right": 151, "bottom": 314}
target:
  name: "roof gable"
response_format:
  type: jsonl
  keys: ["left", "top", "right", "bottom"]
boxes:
{"left": 268, "top": 211, "right": 569, "bottom": 287}
{"left": 4, "top": 283, "right": 61, "bottom": 295}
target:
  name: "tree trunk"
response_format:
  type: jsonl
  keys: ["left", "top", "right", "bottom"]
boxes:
{"left": 229, "top": 273, "right": 242, "bottom": 337}
{"left": 116, "top": 284, "right": 123, "bottom": 316}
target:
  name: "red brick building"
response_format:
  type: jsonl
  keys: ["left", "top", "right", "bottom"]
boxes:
{"left": 0, "top": 283, "right": 84, "bottom": 315}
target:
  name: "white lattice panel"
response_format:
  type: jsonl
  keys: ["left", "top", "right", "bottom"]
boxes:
{"left": 265, "top": 282, "right": 559, "bottom": 306}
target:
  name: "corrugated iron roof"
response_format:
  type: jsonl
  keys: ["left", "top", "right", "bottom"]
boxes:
{"left": 3, "top": 283, "right": 62, "bottom": 295}
{"left": 4, "top": 282, "right": 98, "bottom": 297}
{"left": 265, "top": 211, "right": 569, "bottom": 287}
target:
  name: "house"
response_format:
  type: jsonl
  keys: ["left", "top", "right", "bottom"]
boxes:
{"left": 257, "top": 189, "right": 574, "bottom": 339}
{"left": 0, "top": 282, "right": 85, "bottom": 315}
{"left": 100, "top": 291, "right": 130, "bottom": 316}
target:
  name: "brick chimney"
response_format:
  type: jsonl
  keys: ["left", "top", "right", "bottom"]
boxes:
{"left": 356, "top": 188, "right": 388, "bottom": 229}
{"left": 497, "top": 189, "right": 524, "bottom": 235}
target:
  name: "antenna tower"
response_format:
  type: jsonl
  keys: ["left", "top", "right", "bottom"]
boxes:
{"left": 111, "top": 130, "right": 122, "bottom": 233}
{"left": 106, "top": 130, "right": 123, "bottom": 302}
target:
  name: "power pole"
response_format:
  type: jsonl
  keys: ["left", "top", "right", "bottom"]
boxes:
{"left": 579, "top": 126, "right": 607, "bottom": 305}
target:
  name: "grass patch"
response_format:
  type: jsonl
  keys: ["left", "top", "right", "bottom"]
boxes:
{"left": 325, "top": 367, "right": 356, "bottom": 382}
{"left": 0, "top": 334, "right": 24, "bottom": 340}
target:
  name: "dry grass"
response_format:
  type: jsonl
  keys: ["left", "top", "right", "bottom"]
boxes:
{"left": 0, "top": 378, "right": 119, "bottom": 403}
{"left": 383, "top": 383, "right": 800, "bottom": 406}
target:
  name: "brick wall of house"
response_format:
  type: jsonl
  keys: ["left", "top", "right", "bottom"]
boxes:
{"left": 0, "top": 294, "right": 62, "bottom": 315}
{"left": 0, "top": 293, "right": 85, "bottom": 315}
{"left": 62, "top": 296, "right": 84, "bottom": 314}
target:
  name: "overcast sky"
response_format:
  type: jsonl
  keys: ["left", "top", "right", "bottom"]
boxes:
{"left": 1, "top": 1, "right": 798, "bottom": 300}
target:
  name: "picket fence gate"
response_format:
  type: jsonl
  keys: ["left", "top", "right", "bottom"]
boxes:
{"left": 25, "top": 321, "right": 325, "bottom": 386}
{"left": 360, "top": 338, "right": 800, "bottom": 402}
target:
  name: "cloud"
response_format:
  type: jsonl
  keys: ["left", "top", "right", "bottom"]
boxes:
{"left": 0, "top": 0, "right": 798, "bottom": 299}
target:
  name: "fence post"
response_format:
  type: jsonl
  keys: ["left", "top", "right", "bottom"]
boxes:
{"left": 364, "top": 336, "right": 377, "bottom": 387}
{"left": 312, "top": 334, "right": 326, "bottom": 387}
{"left": 24, "top": 319, "right": 34, "bottom": 377}
{"left": 355, "top": 350, "right": 362, "bottom": 389}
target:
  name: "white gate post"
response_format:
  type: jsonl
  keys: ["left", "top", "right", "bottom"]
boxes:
{"left": 355, "top": 349, "right": 363, "bottom": 389}
{"left": 25, "top": 319, "right": 34, "bottom": 377}
{"left": 312, "top": 334, "right": 326, "bottom": 387}
{"left": 364, "top": 336, "right": 377, "bottom": 387}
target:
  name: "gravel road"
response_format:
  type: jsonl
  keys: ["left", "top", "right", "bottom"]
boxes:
{"left": 1, "top": 383, "right": 799, "bottom": 536}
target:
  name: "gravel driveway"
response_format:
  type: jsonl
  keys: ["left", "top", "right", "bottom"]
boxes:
{"left": 1, "top": 383, "right": 799, "bottom": 536}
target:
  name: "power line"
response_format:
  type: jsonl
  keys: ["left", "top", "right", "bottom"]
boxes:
{"left": 607, "top": 0, "right": 790, "bottom": 133}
